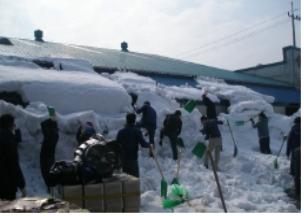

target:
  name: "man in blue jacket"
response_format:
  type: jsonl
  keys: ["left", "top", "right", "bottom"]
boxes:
{"left": 135, "top": 101, "right": 157, "bottom": 146}
{"left": 116, "top": 113, "right": 153, "bottom": 177}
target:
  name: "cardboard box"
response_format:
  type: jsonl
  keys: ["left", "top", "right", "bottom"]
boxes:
{"left": 103, "top": 176, "right": 123, "bottom": 212}
{"left": 121, "top": 175, "right": 140, "bottom": 212}
{"left": 52, "top": 173, "right": 140, "bottom": 212}
{"left": 84, "top": 183, "right": 104, "bottom": 212}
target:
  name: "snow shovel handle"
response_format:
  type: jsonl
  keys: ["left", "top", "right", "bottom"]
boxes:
{"left": 207, "top": 151, "right": 228, "bottom": 213}
{"left": 176, "top": 147, "right": 182, "bottom": 178}
{"left": 150, "top": 148, "right": 165, "bottom": 179}
{"left": 276, "top": 134, "right": 287, "bottom": 158}
{"left": 227, "top": 120, "right": 238, "bottom": 157}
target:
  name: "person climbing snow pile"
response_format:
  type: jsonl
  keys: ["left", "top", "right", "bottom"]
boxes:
{"left": 159, "top": 110, "right": 183, "bottom": 160}
{"left": 134, "top": 101, "right": 157, "bottom": 146}
{"left": 200, "top": 115, "right": 223, "bottom": 171}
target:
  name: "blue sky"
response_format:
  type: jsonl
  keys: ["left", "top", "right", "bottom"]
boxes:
{"left": 0, "top": 0, "right": 301, "bottom": 70}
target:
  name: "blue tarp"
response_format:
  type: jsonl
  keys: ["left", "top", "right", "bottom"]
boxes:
{"left": 241, "top": 84, "right": 300, "bottom": 104}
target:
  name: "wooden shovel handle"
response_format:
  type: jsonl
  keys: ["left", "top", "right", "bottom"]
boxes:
{"left": 176, "top": 147, "right": 182, "bottom": 177}
{"left": 207, "top": 151, "right": 228, "bottom": 213}
{"left": 150, "top": 148, "right": 165, "bottom": 179}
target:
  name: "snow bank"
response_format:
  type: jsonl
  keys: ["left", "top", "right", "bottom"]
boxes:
{"left": 0, "top": 55, "right": 40, "bottom": 69}
{"left": 38, "top": 57, "right": 95, "bottom": 73}
{"left": 0, "top": 65, "right": 131, "bottom": 114}
{"left": 0, "top": 62, "right": 299, "bottom": 212}
{"left": 197, "top": 77, "right": 275, "bottom": 108}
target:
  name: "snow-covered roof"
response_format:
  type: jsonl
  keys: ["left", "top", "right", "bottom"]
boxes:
{"left": 0, "top": 37, "right": 290, "bottom": 87}
{"left": 0, "top": 65, "right": 131, "bottom": 114}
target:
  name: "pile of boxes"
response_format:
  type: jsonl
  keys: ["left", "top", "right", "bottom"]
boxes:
{"left": 52, "top": 173, "right": 140, "bottom": 212}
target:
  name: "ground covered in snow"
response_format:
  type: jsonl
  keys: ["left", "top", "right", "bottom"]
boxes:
{"left": 0, "top": 57, "right": 300, "bottom": 212}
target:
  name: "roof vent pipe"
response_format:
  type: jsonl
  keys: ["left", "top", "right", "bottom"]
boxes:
{"left": 121, "top": 41, "right": 128, "bottom": 52}
{"left": 34, "top": 29, "right": 44, "bottom": 42}
{"left": 0, "top": 37, "right": 13, "bottom": 45}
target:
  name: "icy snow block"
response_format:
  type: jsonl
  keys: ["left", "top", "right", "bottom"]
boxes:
{"left": 121, "top": 174, "right": 140, "bottom": 212}
{"left": 103, "top": 176, "right": 123, "bottom": 212}
{"left": 84, "top": 183, "right": 104, "bottom": 212}
{"left": 183, "top": 100, "right": 197, "bottom": 113}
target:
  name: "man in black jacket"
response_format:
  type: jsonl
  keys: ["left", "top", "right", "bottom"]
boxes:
{"left": 200, "top": 115, "right": 223, "bottom": 171}
{"left": 159, "top": 110, "right": 182, "bottom": 160}
{"left": 135, "top": 101, "right": 157, "bottom": 146}
{"left": 116, "top": 113, "right": 153, "bottom": 177}
{"left": 286, "top": 117, "right": 300, "bottom": 158}
{"left": 202, "top": 92, "right": 216, "bottom": 119}
{"left": 0, "top": 114, "right": 26, "bottom": 200}
{"left": 40, "top": 117, "right": 59, "bottom": 192}
{"left": 290, "top": 147, "right": 301, "bottom": 201}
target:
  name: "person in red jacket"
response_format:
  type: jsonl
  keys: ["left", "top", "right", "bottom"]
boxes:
{"left": 0, "top": 114, "right": 26, "bottom": 200}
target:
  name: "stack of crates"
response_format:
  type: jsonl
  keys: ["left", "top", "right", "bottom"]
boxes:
{"left": 52, "top": 173, "right": 140, "bottom": 212}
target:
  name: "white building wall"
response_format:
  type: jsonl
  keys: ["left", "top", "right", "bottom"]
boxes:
{"left": 237, "top": 47, "right": 301, "bottom": 89}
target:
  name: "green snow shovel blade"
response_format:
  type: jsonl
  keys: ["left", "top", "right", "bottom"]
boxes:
{"left": 192, "top": 142, "right": 206, "bottom": 158}
{"left": 235, "top": 120, "right": 245, "bottom": 126}
{"left": 177, "top": 137, "right": 185, "bottom": 147}
{"left": 47, "top": 106, "right": 56, "bottom": 117}
{"left": 171, "top": 177, "right": 179, "bottom": 185}
{"left": 183, "top": 100, "right": 197, "bottom": 113}
{"left": 171, "top": 184, "right": 189, "bottom": 199}
{"left": 161, "top": 178, "right": 168, "bottom": 198}
{"left": 162, "top": 199, "right": 183, "bottom": 209}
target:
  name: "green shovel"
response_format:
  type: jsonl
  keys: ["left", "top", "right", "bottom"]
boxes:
{"left": 171, "top": 147, "right": 182, "bottom": 185}
{"left": 192, "top": 142, "right": 207, "bottom": 158}
{"left": 183, "top": 100, "right": 197, "bottom": 113}
{"left": 151, "top": 148, "right": 168, "bottom": 198}
{"left": 273, "top": 134, "right": 287, "bottom": 169}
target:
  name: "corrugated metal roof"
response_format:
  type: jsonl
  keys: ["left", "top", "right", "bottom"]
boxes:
{"left": 0, "top": 37, "right": 289, "bottom": 87}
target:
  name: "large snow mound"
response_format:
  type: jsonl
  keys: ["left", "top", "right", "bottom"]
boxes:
{"left": 0, "top": 61, "right": 300, "bottom": 213}
{"left": 0, "top": 65, "right": 131, "bottom": 114}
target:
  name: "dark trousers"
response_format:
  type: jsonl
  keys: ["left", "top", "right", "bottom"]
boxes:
{"left": 160, "top": 129, "right": 178, "bottom": 160}
{"left": 259, "top": 137, "right": 271, "bottom": 154}
{"left": 122, "top": 160, "right": 139, "bottom": 177}
{"left": 295, "top": 178, "right": 301, "bottom": 199}
{"left": 40, "top": 155, "right": 55, "bottom": 192}
{"left": 136, "top": 122, "right": 155, "bottom": 145}
{"left": 0, "top": 191, "right": 16, "bottom": 201}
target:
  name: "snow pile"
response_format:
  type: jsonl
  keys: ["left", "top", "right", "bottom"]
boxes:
{"left": 106, "top": 71, "right": 157, "bottom": 93}
{"left": 196, "top": 77, "right": 275, "bottom": 111}
{"left": 39, "top": 57, "right": 95, "bottom": 73}
{"left": 0, "top": 65, "right": 131, "bottom": 114}
{"left": 0, "top": 55, "right": 40, "bottom": 69}
{"left": 0, "top": 62, "right": 300, "bottom": 213}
